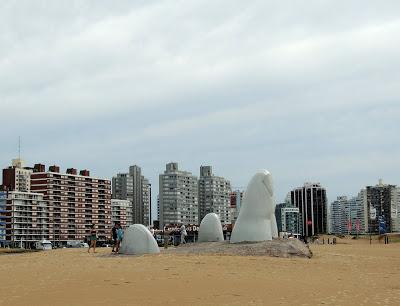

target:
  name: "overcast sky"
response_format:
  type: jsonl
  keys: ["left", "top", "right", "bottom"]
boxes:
{"left": 1, "top": 1, "right": 399, "bottom": 219}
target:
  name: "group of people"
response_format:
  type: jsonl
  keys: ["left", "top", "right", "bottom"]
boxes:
{"left": 87, "top": 223, "right": 124, "bottom": 254}
{"left": 111, "top": 223, "right": 124, "bottom": 253}
{"left": 87, "top": 222, "right": 188, "bottom": 254}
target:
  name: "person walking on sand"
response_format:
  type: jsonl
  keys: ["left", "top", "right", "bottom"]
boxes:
{"left": 180, "top": 224, "right": 187, "bottom": 245}
{"left": 111, "top": 222, "right": 118, "bottom": 253}
{"left": 115, "top": 224, "right": 124, "bottom": 254}
{"left": 88, "top": 224, "right": 97, "bottom": 253}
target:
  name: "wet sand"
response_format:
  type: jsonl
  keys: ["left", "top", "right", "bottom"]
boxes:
{"left": 0, "top": 238, "right": 399, "bottom": 305}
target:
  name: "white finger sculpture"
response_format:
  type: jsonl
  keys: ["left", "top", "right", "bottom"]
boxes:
{"left": 230, "top": 170, "right": 278, "bottom": 243}
{"left": 119, "top": 224, "right": 160, "bottom": 255}
{"left": 198, "top": 213, "right": 224, "bottom": 242}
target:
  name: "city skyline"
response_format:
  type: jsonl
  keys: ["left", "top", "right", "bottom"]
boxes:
{"left": 1, "top": 156, "right": 398, "bottom": 224}
{"left": 1, "top": 1, "right": 399, "bottom": 219}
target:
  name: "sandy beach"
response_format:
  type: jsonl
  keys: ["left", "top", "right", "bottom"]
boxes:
{"left": 1, "top": 238, "right": 399, "bottom": 306}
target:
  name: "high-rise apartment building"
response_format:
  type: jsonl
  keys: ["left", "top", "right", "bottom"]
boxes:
{"left": 391, "top": 187, "right": 400, "bottom": 232}
{"left": 156, "top": 195, "right": 160, "bottom": 222}
{"left": 2, "top": 159, "right": 32, "bottom": 192}
{"left": 275, "top": 202, "right": 301, "bottom": 236}
{"left": 129, "top": 165, "right": 143, "bottom": 224}
{"left": 290, "top": 182, "right": 328, "bottom": 237}
{"left": 111, "top": 199, "right": 133, "bottom": 228}
{"left": 330, "top": 196, "right": 347, "bottom": 234}
{"left": 112, "top": 173, "right": 131, "bottom": 200}
{"left": 3, "top": 191, "right": 52, "bottom": 248}
{"left": 30, "top": 164, "right": 112, "bottom": 245}
{"left": 142, "top": 178, "right": 151, "bottom": 226}
{"left": 112, "top": 165, "right": 151, "bottom": 225}
{"left": 198, "top": 166, "right": 232, "bottom": 225}
{"left": 159, "top": 162, "right": 198, "bottom": 228}
{"left": 330, "top": 196, "right": 365, "bottom": 235}
{"left": 0, "top": 191, "right": 6, "bottom": 247}
{"left": 359, "top": 180, "right": 398, "bottom": 233}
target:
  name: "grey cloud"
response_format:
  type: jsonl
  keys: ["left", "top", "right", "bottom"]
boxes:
{"left": 1, "top": 1, "right": 400, "bottom": 220}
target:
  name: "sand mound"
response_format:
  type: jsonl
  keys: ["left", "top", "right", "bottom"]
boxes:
{"left": 163, "top": 239, "right": 312, "bottom": 258}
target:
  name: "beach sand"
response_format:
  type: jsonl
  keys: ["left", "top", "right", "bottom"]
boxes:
{"left": 0, "top": 237, "right": 399, "bottom": 306}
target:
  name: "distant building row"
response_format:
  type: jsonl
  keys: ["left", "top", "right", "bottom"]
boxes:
{"left": 158, "top": 163, "right": 238, "bottom": 228}
{"left": 2, "top": 157, "right": 399, "bottom": 249}
{"left": 275, "top": 179, "right": 400, "bottom": 237}
{"left": 1, "top": 159, "right": 111, "bottom": 248}
{"left": 330, "top": 179, "right": 400, "bottom": 235}
{"left": 0, "top": 159, "right": 153, "bottom": 248}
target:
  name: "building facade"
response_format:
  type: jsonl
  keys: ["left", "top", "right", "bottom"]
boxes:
{"left": 198, "top": 166, "right": 232, "bottom": 225}
{"left": 330, "top": 196, "right": 346, "bottom": 234}
{"left": 142, "top": 178, "right": 151, "bottom": 226}
{"left": 129, "top": 166, "right": 143, "bottom": 224}
{"left": 30, "top": 164, "right": 112, "bottom": 245}
{"left": 330, "top": 196, "right": 365, "bottom": 235}
{"left": 0, "top": 191, "right": 7, "bottom": 246}
{"left": 359, "top": 180, "right": 398, "bottom": 233}
{"left": 4, "top": 191, "right": 52, "bottom": 248}
{"left": 156, "top": 195, "right": 160, "bottom": 223}
{"left": 112, "top": 165, "right": 151, "bottom": 225}
{"left": 290, "top": 182, "right": 328, "bottom": 237}
{"left": 111, "top": 199, "right": 133, "bottom": 228}
{"left": 2, "top": 159, "right": 32, "bottom": 192}
{"left": 159, "top": 162, "right": 198, "bottom": 228}
{"left": 230, "top": 190, "right": 244, "bottom": 224}
{"left": 391, "top": 187, "right": 400, "bottom": 232}
{"left": 275, "top": 202, "right": 301, "bottom": 236}
{"left": 112, "top": 173, "right": 131, "bottom": 200}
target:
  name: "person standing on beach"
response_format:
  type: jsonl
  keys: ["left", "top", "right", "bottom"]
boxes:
{"left": 180, "top": 224, "right": 187, "bottom": 245}
{"left": 88, "top": 224, "right": 97, "bottom": 253}
{"left": 111, "top": 223, "right": 118, "bottom": 253}
{"left": 115, "top": 224, "right": 124, "bottom": 254}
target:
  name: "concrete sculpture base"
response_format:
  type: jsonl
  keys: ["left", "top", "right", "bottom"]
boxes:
{"left": 119, "top": 224, "right": 160, "bottom": 255}
{"left": 198, "top": 213, "right": 224, "bottom": 242}
{"left": 230, "top": 170, "right": 278, "bottom": 243}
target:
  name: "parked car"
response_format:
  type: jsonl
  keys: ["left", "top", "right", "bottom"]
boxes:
{"left": 35, "top": 240, "right": 53, "bottom": 250}
{"left": 67, "top": 240, "right": 89, "bottom": 248}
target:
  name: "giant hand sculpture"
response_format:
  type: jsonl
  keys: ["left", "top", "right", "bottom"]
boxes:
{"left": 198, "top": 213, "right": 224, "bottom": 242}
{"left": 230, "top": 170, "right": 278, "bottom": 243}
{"left": 119, "top": 224, "right": 160, "bottom": 255}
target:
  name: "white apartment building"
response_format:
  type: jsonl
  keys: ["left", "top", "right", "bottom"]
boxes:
{"left": 330, "top": 195, "right": 365, "bottom": 235}
{"left": 159, "top": 163, "right": 198, "bottom": 228}
{"left": 198, "top": 166, "right": 232, "bottom": 225}
{"left": 5, "top": 191, "right": 52, "bottom": 248}
{"left": 391, "top": 187, "right": 400, "bottom": 232}
{"left": 111, "top": 199, "right": 133, "bottom": 228}
{"left": 330, "top": 196, "right": 348, "bottom": 234}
